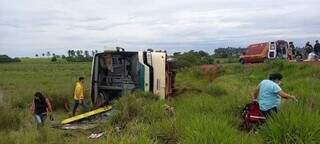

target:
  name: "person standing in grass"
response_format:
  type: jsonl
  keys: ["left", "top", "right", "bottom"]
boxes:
{"left": 30, "top": 92, "right": 53, "bottom": 128}
{"left": 72, "top": 77, "right": 89, "bottom": 116}
{"left": 252, "top": 73, "right": 297, "bottom": 117}
{"left": 304, "top": 42, "right": 313, "bottom": 58}
{"left": 314, "top": 40, "right": 320, "bottom": 56}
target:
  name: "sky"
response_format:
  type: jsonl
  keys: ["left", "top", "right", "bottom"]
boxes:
{"left": 0, "top": 0, "right": 319, "bottom": 57}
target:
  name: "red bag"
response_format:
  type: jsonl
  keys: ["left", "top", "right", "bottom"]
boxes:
{"left": 242, "top": 101, "right": 266, "bottom": 128}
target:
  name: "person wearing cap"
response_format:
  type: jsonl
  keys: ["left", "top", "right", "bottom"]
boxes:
{"left": 314, "top": 40, "right": 320, "bottom": 56}
{"left": 252, "top": 73, "right": 297, "bottom": 117}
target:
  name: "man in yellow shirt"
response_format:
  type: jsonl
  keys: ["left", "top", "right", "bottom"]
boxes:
{"left": 72, "top": 77, "right": 89, "bottom": 116}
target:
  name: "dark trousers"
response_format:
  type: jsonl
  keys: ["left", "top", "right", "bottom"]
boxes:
{"left": 261, "top": 107, "right": 278, "bottom": 118}
{"left": 72, "top": 100, "right": 89, "bottom": 116}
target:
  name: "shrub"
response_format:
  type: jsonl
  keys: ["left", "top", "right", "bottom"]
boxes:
{"left": 51, "top": 57, "right": 57, "bottom": 62}
{"left": 205, "top": 84, "right": 227, "bottom": 97}
{"left": 0, "top": 104, "right": 21, "bottom": 131}
{"left": 0, "top": 55, "right": 21, "bottom": 63}
{"left": 110, "top": 92, "right": 159, "bottom": 127}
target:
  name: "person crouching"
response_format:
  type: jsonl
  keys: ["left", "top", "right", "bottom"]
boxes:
{"left": 252, "top": 73, "right": 297, "bottom": 117}
{"left": 30, "top": 92, "right": 53, "bottom": 128}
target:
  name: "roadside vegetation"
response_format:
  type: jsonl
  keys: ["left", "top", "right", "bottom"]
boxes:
{"left": 0, "top": 58, "right": 319, "bottom": 143}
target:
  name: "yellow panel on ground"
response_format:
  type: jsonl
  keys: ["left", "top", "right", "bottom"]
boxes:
{"left": 61, "top": 106, "right": 112, "bottom": 124}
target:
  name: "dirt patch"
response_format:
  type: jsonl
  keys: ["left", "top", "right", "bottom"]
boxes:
{"left": 174, "top": 86, "right": 202, "bottom": 96}
{"left": 200, "top": 64, "right": 220, "bottom": 81}
{"left": 295, "top": 61, "right": 320, "bottom": 68}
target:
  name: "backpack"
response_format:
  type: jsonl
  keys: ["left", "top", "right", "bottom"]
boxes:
{"left": 241, "top": 101, "right": 266, "bottom": 130}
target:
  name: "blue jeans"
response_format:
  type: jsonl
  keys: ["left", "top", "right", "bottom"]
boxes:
{"left": 34, "top": 113, "right": 47, "bottom": 128}
{"left": 72, "top": 100, "right": 89, "bottom": 116}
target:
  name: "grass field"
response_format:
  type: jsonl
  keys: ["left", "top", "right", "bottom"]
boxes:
{"left": 0, "top": 59, "right": 319, "bottom": 144}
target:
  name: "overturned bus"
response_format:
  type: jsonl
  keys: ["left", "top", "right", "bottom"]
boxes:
{"left": 90, "top": 49, "right": 176, "bottom": 107}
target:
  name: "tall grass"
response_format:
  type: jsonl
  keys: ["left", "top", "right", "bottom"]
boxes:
{"left": 0, "top": 59, "right": 319, "bottom": 143}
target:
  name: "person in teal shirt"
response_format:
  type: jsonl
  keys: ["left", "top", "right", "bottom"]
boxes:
{"left": 252, "top": 73, "right": 297, "bottom": 117}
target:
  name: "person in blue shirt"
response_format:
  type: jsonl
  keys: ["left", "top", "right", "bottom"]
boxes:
{"left": 252, "top": 73, "right": 297, "bottom": 117}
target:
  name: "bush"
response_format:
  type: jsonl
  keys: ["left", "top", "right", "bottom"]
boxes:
{"left": 110, "top": 92, "right": 160, "bottom": 127}
{"left": 51, "top": 57, "right": 57, "bottom": 62}
{"left": 0, "top": 55, "right": 21, "bottom": 63}
{"left": 205, "top": 84, "right": 227, "bottom": 97}
{"left": 65, "top": 56, "right": 92, "bottom": 62}
{"left": 0, "top": 104, "right": 21, "bottom": 131}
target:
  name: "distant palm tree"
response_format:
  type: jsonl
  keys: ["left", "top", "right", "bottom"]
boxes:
{"left": 91, "top": 50, "right": 95, "bottom": 56}
{"left": 47, "top": 51, "right": 51, "bottom": 57}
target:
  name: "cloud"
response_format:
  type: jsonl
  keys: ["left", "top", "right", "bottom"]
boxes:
{"left": 0, "top": 0, "right": 319, "bottom": 57}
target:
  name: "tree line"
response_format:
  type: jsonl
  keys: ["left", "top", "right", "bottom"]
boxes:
{"left": 173, "top": 48, "right": 243, "bottom": 69}
{"left": 213, "top": 47, "right": 246, "bottom": 58}
{"left": 0, "top": 55, "right": 21, "bottom": 63}
{"left": 35, "top": 50, "right": 99, "bottom": 62}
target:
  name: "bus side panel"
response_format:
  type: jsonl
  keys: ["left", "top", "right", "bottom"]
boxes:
{"left": 151, "top": 52, "right": 166, "bottom": 99}
{"left": 138, "top": 52, "right": 150, "bottom": 92}
{"left": 91, "top": 54, "right": 100, "bottom": 105}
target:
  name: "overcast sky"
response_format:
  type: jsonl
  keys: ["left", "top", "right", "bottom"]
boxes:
{"left": 0, "top": 0, "right": 319, "bottom": 57}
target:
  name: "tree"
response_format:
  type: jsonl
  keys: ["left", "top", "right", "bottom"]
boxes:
{"left": 67, "top": 50, "right": 71, "bottom": 57}
{"left": 173, "top": 52, "right": 181, "bottom": 56}
{"left": 70, "top": 50, "right": 76, "bottom": 57}
{"left": 91, "top": 50, "right": 95, "bottom": 56}
{"left": 35, "top": 54, "right": 39, "bottom": 57}
{"left": 84, "top": 50, "right": 90, "bottom": 58}
{"left": 46, "top": 51, "right": 51, "bottom": 57}
{"left": 42, "top": 53, "right": 45, "bottom": 57}
{"left": 198, "top": 50, "right": 209, "bottom": 57}
{"left": 76, "top": 50, "right": 81, "bottom": 57}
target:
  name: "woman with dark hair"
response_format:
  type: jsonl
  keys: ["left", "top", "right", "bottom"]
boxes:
{"left": 30, "top": 92, "right": 53, "bottom": 128}
{"left": 252, "top": 73, "right": 297, "bottom": 117}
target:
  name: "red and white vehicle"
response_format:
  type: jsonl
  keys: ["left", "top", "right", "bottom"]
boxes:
{"left": 239, "top": 40, "right": 292, "bottom": 64}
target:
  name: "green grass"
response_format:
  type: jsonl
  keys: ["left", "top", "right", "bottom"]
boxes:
{"left": 0, "top": 59, "right": 319, "bottom": 143}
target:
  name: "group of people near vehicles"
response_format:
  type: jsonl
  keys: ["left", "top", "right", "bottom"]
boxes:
{"left": 30, "top": 77, "right": 88, "bottom": 128}
{"left": 31, "top": 73, "right": 296, "bottom": 131}
{"left": 280, "top": 40, "right": 320, "bottom": 61}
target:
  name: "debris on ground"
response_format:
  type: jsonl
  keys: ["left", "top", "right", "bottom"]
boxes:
{"left": 61, "top": 106, "right": 112, "bottom": 124}
{"left": 51, "top": 109, "right": 118, "bottom": 130}
{"left": 62, "top": 123, "right": 98, "bottom": 130}
{"left": 114, "top": 126, "right": 122, "bottom": 133}
{"left": 163, "top": 104, "right": 175, "bottom": 116}
{"left": 88, "top": 132, "right": 105, "bottom": 139}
